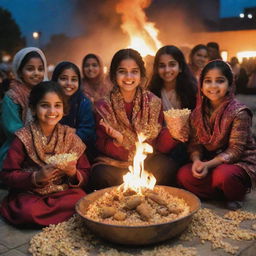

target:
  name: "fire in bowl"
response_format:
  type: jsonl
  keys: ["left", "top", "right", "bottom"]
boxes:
{"left": 76, "top": 185, "right": 201, "bottom": 245}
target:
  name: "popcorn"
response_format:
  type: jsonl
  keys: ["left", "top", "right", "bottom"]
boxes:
{"left": 46, "top": 153, "right": 77, "bottom": 169}
{"left": 163, "top": 108, "right": 191, "bottom": 142}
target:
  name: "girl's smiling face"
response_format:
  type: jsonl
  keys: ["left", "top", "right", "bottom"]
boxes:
{"left": 36, "top": 92, "right": 64, "bottom": 135}
{"left": 116, "top": 58, "right": 141, "bottom": 94}
{"left": 20, "top": 57, "right": 45, "bottom": 89}
{"left": 157, "top": 54, "right": 180, "bottom": 85}
{"left": 57, "top": 68, "right": 79, "bottom": 97}
{"left": 201, "top": 67, "right": 229, "bottom": 107}
{"left": 192, "top": 48, "right": 208, "bottom": 69}
{"left": 83, "top": 57, "right": 100, "bottom": 79}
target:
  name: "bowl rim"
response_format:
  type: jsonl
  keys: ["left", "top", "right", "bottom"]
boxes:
{"left": 76, "top": 185, "right": 201, "bottom": 229}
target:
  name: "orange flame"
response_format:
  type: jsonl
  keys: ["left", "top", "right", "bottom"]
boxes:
{"left": 122, "top": 133, "right": 156, "bottom": 194}
{"left": 116, "top": 0, "right": 162, "bottom": 57}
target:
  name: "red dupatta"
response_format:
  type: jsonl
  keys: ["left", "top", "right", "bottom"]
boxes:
{"left": 190, "top": 66, "right": 248, "bottom": 151}
{"left": 95, "top": 86, "right": 162, "bottom": 155}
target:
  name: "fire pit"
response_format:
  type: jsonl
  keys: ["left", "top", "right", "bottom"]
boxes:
{"left": 76, "top": 185, "right": 200, "bottom": 245}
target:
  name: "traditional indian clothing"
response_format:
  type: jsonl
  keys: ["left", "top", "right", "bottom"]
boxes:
{"left": 0, "top": 47, "right": 48, "bottom": 170}
{"left": 177, "top": 72, "right": 256, "bottom": 201}
{"left": 89, "top": 86, "right": 179, "bottom": 190}
{"left": 0, "top": 122, "right": 90, "bottom": 227}
{"left": 81, "top": 55, "right": 112, "bottom": 103}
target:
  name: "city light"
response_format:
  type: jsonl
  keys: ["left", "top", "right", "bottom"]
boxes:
{"left": 221, "top": 51, "right": 228, "bottom": 61}
{"left": 237, "top": 51, "right": 256, "bottom": 62}
{"left": 32, "top": 32, "right": 40, "bottom": 39}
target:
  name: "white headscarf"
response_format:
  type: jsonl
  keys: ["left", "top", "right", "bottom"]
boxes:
{"left": 12, "top": 47, "right": 48, "bottom": 82}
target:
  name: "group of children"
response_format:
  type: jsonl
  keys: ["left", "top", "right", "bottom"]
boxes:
{"left": 0, "top": 44, "right": 255, "bottom": 227}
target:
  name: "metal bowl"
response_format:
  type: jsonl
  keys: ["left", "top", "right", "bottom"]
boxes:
{"left": 76, "top": 185, "right": 201, "bottom": 245}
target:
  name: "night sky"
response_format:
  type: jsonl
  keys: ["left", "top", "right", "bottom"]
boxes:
{"left": 0, "top": 0, "right": 256, "bottom": 46}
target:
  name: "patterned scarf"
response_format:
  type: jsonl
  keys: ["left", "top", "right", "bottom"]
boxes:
{"left": 6, "top": 80, "right": 32, "bottom": 124}
{"left": 190, "top": 79, "right": 248, "bottom": 150}
{"left": 81, "top": 55, "right": 112, "bottom": 103}
{"left": 96, "top": 86, "right": 162, "bottom": 158}
{"left": 15, "top": 122, "right": 86, "bottom": 195}
{"left": 15, "top": 122, "right": 86, "bottom": 167}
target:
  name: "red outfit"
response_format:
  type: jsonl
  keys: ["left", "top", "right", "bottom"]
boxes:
{"left": 90, "top": 88, "right": 179, "bottom": 190}
{"left": 177, "top": 163, "right": 251, "bottom": 201}
{"left": 0, "top": 127, "right": 90, "bottom": 227}
{"left": 177, "top": 61, "right": 256, "bottom": 201}
{"left": 96, "top": 101, "right": 178, "bottom": 162}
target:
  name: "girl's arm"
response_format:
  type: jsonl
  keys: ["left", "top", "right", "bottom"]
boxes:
{"left": 217, "top": 110, "right": 251, "bottom": 163}
{"left": 76, "top": 98, "right": 96, "bottom": 145}
{"left": 95, "top": 112, "right": 129, "bottom": 161}
{"left": 191, "top": 110, "right": 251, "bottom": 176}
{"left": 1, "top": 137, "right": 35, "bottom": 190}
{"left": 1, "top": 95, "right": 23, "bottom": 138}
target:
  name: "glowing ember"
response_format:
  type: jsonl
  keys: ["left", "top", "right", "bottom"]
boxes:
{"left": 122, "top": 134, "right": 156, "bottom": 194}
{"left": 116, "top": 0, "right": 162, "bottom": 57}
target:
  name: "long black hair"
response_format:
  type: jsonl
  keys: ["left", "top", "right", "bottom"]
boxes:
{"left": 148, "top": 45, "right": 197, "bottom": 110}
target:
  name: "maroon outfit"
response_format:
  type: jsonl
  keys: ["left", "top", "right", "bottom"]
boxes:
{"left": 177, "top": 72, "right": 256, "bottom": 201}
{"left": 90, "top": 87, "right": 179, "bottom": 190}
{"left": 0, "top": 124, "right": 90, "bottom": 227}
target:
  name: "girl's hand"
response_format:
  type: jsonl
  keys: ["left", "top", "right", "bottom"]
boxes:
{"left": 35, "top": 165, "right": 61, "bottom": 184}
{"left": 100, "top": 119, "right": 124, "bottom": 145}
{"left": 58, "top": 160, "right": 77, "bottom": 177}
{"left": 192, "top": 160, "right": 208, "bottom": 179}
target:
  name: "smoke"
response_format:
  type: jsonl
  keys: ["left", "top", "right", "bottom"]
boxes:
{"left": 43, "top": 0, "right": 210, "bottom": 67}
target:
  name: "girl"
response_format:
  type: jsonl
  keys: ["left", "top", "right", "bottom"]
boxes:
{"left": 177, "top": 60, "right": 256, "bottom": 210}
{"left": 188, "top": 44, "right": 209, "bottom": 81}
{"left": 0, "top": 81, "right": 90, "bottom": 226}
{"left": 81, "top": 53, "right": 112, "bottom": 103}
{"left": 0, "top": 47, "right": 47, "bottom": 169}
{"left": 51, "top": 62, "right": 96, "bottom": 160}
{"left": 89, "top": 49, "right": 179, "bottom": 190}
{"left": 149, "top": 45, "right": 197, "bottom": 164}
{"left": 149, "top": 45, "right": 197, "bottom": 111}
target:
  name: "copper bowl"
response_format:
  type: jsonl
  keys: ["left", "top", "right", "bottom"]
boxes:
{"left": 76, "top": 185, "right": 201, "bottom": 245}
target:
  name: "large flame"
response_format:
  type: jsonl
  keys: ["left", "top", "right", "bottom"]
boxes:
{"left": 122, "top": 133, "right": 156, "bottom": 194}
{"left": 116, "top": 0, "right": 162, "bottom": 57}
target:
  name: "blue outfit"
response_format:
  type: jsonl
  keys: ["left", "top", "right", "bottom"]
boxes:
{"left": 0, "top": 95, "right": 23, "bottom": 169}
{"left": 60, "top": 90, "right": 96, "bottom": 147}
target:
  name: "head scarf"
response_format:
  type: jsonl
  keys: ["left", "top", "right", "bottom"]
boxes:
{"left": 6, "top": 47, "right": 48, "bottom": 123}
{"left": 81, "top": 54, "right": 112, "bottom": 103}
{"left": 12, "top": 47, "right": 48, "bottom": 82}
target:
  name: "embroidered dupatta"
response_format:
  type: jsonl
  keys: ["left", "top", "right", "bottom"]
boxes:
{"left": 6, "top": 80, "right": 32, "bottom": 124}
{"left": 96, "top": 86, "right": 162, "bottom": 159}
{"left": 15, "top": 122, "right": 86, "bottom": 194}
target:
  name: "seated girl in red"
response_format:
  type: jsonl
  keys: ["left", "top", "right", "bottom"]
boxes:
{"left": 177, "top": 60, "right": 256, "bottom": 210}
{"left": 0, "top": 81, "right": 90, "bottom": 227}
{"left": 90, "top": 48, "right": 179, "bottom": 190}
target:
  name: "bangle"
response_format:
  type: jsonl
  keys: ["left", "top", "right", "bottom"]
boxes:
{"left": 31, "top": 172, "right": 43, "bottom": 187}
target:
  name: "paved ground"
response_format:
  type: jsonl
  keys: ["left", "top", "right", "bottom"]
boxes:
{"left": 0, "top": 187, "right": 255, "bottom": 256}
